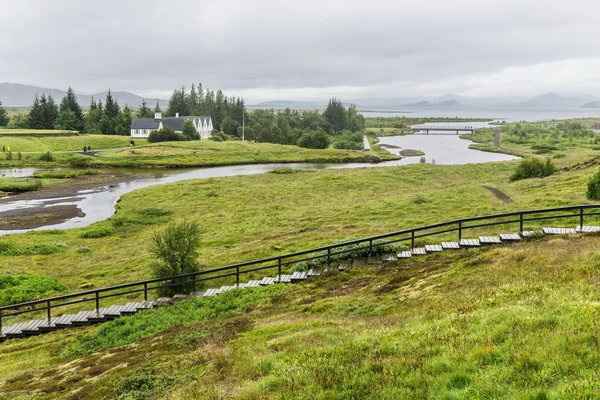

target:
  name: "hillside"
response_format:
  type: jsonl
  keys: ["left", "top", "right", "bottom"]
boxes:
{"left": 2, "top": 234, "right": 600, "bottom": 398}
{"left": 0, "top": 83, "right": 168, "bottom": 107}
{"left": 520, "top": 92, "right": 596, "bottom": 108}
{"left": 582, "top": 101, "right": 600, "bottom": 108}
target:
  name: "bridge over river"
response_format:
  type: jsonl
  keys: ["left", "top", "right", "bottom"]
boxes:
{"left": 411, "top": 125, "right": 478, "bottom": 135}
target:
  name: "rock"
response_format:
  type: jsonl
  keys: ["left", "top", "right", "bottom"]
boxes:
{"left": 79, "top": 282, "right": 95, "bottom": 289}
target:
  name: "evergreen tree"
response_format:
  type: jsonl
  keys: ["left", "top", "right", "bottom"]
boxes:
{"left": 44, "top": 94, "right": 59, "bottom": 129}
{"left": 117, "top": 104, "right": 133, "bottom": 135}
{"left": 104, "top": 90, "right": 120, "bottom": 119}
{"left": 27, "top": 94, "right": 44, "bottom": 129}
{"left": 166, "top": 87, "right": 189, "bottom": 117}
{"left": 197, "top": 83, "right": 205, "bottom": 114}
{"left": 59, "top": 87, "right": 84, "bottom": 131}
{"left": 323, "top": 98, "right": 346, "bottom": 133}
{"left": 0, "top": 100, "right": 8, "bottom": 127}
{"left": 345, "top": 104, "right": 365, "bottom": 132}
{"left": 137, "top": 99, "right": 153, "bottom": 118}
{"left": 188, "top": 84, "right": 199, "bottom": 115}
{"left": 54, "top": 110, "right": 78, "bottom": 131}
{"left": 85, "top": 97, "right": 102, "bottom": 133}
{"left": 213, "top": 90, "right": 226, "bottom": 131}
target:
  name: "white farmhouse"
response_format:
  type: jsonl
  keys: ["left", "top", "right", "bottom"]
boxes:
{"left": 130, "top": 103, "right": 213, "bottom": 139}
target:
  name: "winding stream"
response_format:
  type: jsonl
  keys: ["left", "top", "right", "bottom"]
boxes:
{"left": 0, "top": 134, "right": 518, "bottom": 235}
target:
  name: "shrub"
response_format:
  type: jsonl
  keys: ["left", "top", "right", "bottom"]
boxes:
{"left": 0, "top": 273, "right": 67, "bottom": 306}
{"left": 139, "top": 208, "right": 172, "bottom": 217}
{"left": 17, "top": 152, "right": 22, "bottom": 160}
{"left": 333, "top": 131, "right": 363, "bottom": 150}
{"left": 510, "top": 157, "right": 556, "bottom": 181}
{"left": 79, "top": 227, "right": 113, "bottom": 239}
{"left": 148, "top": 127, "right": 187, "bottom": 143}
{"left": 419, "top": 156, "right": 426, "bottom": 164}
{"left": 553, "top": 153, "right": 566, "bottom": 159}
{"left": 297, "top": 128, "right": 330, "bottom": 149}
{"left": 5, "top": 151, "right": 12, "bottom": 160}
{"left": 586, "top": 170, "right": 600, "bottom": 200}
{"left": 39, "top": 151, "right": 55, "bottom": 162}
{"left": 209, "top": 131, "right": 231, "bottom": 142}
{"left": 293, "top": 238, "right": 408, "bottom": 272}
{"left": 69, "top": 155, "right": 93, "bottom": 168}
{"left": 268, "top": 168, "right": 300, "bottom": 175}
{"left": 151, "top": 221, "right": 202, "bottom": 296}
{"left": 182, "top": 120, "right": 200, "bottom": 140}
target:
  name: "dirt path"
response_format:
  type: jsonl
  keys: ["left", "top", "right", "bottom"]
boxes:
{"left": 482, "top": 185, "right": 513, "bottom": 204}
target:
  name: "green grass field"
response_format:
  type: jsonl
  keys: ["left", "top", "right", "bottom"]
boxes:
{"left": 3, "top": 120, "right": 600, "bottom": 398}
{"left": 0, "top": 128, "right": 78, "bottom": 136}
{"left": 0, "top": 134, "right": 143, "bottom": 153}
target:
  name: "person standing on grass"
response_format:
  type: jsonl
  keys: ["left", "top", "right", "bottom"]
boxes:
{"left": 83, "top": 146, "right": 87, "bottom": 154}
{"left": 2, "top": 145, "right": 5, "bottom": 152}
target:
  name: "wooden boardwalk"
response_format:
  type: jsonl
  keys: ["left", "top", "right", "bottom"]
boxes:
{"left": 0, "top": 225, "right": 595, "bottom": 342}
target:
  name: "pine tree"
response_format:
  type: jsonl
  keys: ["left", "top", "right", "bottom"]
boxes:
{"left": 104, "top": 90, "right": 120, "bottom": 119}
{"left": 197, "top": 83, "right": 205, "bottom": 114}
{"left": 44, "top": 95, "right": 59, "bottom": 129}
{"left": 213, "top": 90, "right": 225, "bottom": 131}
{"left": 137, "top": 99, "right": 153, "bottom": 118}
{"left": 0, "top": 100, "right": 8, "bottom": 127}
{"left": 84, "top": 96, "right": 102, "bottom": 134}
{"left": 27, "top": 94, "right": 44, "bottom": 129}
{"left": 59, "top": 87, "right": 84, "bottom": 131}
{"left": 188, "top": 84, "right": 199, "bottom": 115}
{"left": 323, "top": 97, "right": 346, "bottom": 133}
{"left": 166, "top": 87, "right": 189, "bottom": 117}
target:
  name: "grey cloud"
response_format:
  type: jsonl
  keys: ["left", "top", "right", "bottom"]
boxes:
{"left": 1, "top": 0, "right": 600, "bottom": 102}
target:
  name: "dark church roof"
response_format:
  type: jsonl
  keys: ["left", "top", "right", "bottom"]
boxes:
{"left": 131, "top": 119, "right": 160, "bottom": 130}
{"left": 155, "top": 102, "right": 161, "bottom": 112}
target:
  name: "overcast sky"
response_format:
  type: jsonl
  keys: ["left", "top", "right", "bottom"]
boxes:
{"left": 1, "top": 0, "right": 599, "bottom": 102}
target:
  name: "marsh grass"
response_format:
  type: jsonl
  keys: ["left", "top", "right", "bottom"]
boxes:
{"left": 0, "top": 178, "right": 42, "bottom": 192}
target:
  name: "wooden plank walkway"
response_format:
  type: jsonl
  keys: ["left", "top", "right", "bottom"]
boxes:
{"left": 1, "top": 225, "right": 595, "bottom": 342}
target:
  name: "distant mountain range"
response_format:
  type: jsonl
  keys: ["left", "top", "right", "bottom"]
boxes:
{"left": 2, "top": 83, "right": 599, "bottom": 111}
{"left": 582, "top": 101, "right": 600, "bottom": 109}
{"left": 0, "top": 83, "right": 168, "bottom": 108}
{"left": 250, "top": 92, "right": 599, "bottom": 110}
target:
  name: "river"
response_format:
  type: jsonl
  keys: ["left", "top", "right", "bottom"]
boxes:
{"left": 0, "top": 134, "right": 518, "bottom": 235}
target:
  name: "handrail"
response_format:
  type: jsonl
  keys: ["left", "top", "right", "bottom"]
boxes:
{"left": 0, "top": 204, "right": 597, "bottom": 331}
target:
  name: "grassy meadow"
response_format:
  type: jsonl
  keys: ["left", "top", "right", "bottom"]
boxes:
{"left": 0, "top": 134, "right": 143, "bottom": 153}
{"left": 3, "top": 119, "right": 600, "bottom": 398}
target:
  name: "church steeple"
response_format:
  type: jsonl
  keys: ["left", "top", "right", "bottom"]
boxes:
{"left": 154, "top": 102, "right": 162, "bottom": 121}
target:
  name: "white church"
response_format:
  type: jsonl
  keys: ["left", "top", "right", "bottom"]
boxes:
{"left": 130, "top": 103, "right": 213, "bottom": 139}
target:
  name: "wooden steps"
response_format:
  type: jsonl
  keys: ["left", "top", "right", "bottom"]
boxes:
{"left": 2, "top": 224, "right": 596, "bottom": 342}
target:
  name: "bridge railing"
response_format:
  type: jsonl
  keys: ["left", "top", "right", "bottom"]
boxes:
{"left": 2, "top": 204, "right": 600, "bottom": 332}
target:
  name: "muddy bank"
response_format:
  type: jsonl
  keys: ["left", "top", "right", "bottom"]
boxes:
{"left": 0, "top": 172, "right": 138, "bottom": 230}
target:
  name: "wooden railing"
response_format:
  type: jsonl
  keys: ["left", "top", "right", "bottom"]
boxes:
{"left": 1, "top": 204, "right": 599, "bottom": 332}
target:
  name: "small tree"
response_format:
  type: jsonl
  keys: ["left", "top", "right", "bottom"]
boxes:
{"left": 150, "top": 221, "right": 201, "bottom": 296}
{"left": 587, "top": 170, "right": 600, "bottom": 200}
{"left": 182, "top": 120, "right": 199, "bottom": 140}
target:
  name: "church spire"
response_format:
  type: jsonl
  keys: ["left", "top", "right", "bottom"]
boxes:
{"left": 154, "top": 102, "right": 162, "bottom": 121}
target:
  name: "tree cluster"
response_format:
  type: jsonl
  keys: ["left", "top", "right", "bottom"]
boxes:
{"left": 84, "top": 90, "right": 133, "bottom": 135}
{"left": 28, "top": 93, "right": 58, "bottom": 130}
{"left": 148, "top": 121, "right": 199, "bottom": 143}
{"left": 164, "top": 84, "right": 246, "bottom": 132}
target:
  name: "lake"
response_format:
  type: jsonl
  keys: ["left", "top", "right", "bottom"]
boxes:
{"left": 362, "top": 107, "right": 600, "bottom": 122}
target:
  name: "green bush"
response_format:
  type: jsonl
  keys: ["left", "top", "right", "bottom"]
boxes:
{"left": 0, "top": 273, "right": 67, "bottom": 306}
{"left": 17, "top": 152, "right": 22, "bottom": 160}
{"left": 79, "top": 227, "right": 113, "bottom": 239}
{"left": 297, "top": 128, "right": 330, "bottom": 149}
{"left": 39, "top": 151, "right": 55, "bottom": 162}
{"left": 586, "top": 170, "right": 600, "bottom": 200}
{"left": 510, "top": 157, "right": 556, "bottom": 181}
{"left": 69, "top": 155, "right": 93, "bottom": 168}
{"left": 139, "top": 208, "right": 172, "bottom": 217}
{"left": 0, "top": 241, "right": 67, "bottom": 256}
{"left": 151, "top": 221, "right": 202, "bottom": 296}
{"left": 110, "top": 367, "right": 175, "bottom": 400}
{"left": 209, "top": 131, "right": 231, "bottom": 142}
{"left": 181, "top": 120, "right": 200, "bottom": 140}
{"left": 333, "top": 131, "right": 363, "bottom": 150}
{"left": 148, "top": 127, "right": 187, "bottom": 143}
{"left": 292, "top": 238, "right": 409, "bottom": 272}
{"left": 5, "top": 151, "right": 12, "bottom": 160}
{"left": 268, "top": 168, "right": 301, "bottom": 175}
